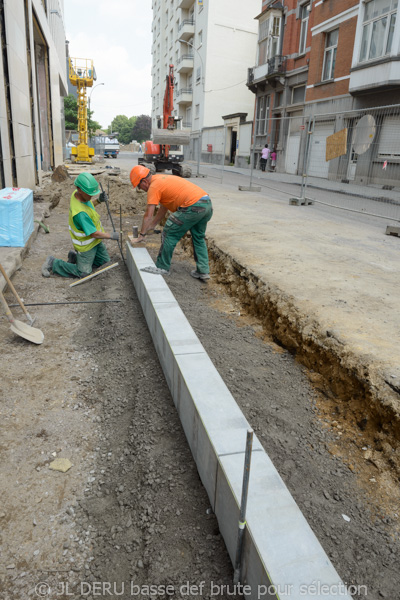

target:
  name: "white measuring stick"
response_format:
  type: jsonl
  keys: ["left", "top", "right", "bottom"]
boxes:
{"left": 69, "top": 262, "right": 119, "bottom": 288}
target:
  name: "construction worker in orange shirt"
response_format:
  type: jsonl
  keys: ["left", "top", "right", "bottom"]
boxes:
{"left": 130, "top": 166, "right": 213, "bottom": 280}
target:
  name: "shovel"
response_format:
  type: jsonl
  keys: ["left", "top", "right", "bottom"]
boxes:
{"left": 0, "top": 290, "right": 44, "bottom": 344}
{"left": 0, "top": 262, "right": 36, "bottom": 325}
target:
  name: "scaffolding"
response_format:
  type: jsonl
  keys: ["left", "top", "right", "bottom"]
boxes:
{"left": 68, "top": 57, "right": 95, "bottom": 163}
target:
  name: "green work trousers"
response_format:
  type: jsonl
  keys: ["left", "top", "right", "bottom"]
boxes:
{"left": 156, "top": 199, "right": 213, "bottom": 273}
{"left": 52, "top": 241, "right": 110, "bottom": 278}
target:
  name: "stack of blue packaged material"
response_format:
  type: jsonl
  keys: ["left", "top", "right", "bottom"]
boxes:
{"left": 0, "top": 188, "right": 34, "bottom": 247}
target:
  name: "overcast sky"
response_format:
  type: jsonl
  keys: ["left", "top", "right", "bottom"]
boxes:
{"left": 64, "top": 0, "right": 153, "bottom": 130}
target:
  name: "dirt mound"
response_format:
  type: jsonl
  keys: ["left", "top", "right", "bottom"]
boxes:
{"left": 35, "top": 171, "right": 147, "bottom": 217}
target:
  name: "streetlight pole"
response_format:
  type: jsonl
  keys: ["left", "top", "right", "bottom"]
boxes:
{"left": 178, "top": 39, "right": 205, "bottom": 177}
{"left": 88, "top": 82, "right": 105, "bottom": 132}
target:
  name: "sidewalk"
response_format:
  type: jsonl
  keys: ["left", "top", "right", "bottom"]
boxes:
{"left": 201, "top": 161, "right": 400, "bottom": 203}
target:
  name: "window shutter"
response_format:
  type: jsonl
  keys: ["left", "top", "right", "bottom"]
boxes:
{"left": 378, "top": 117, "right": 400, "bottom": 157}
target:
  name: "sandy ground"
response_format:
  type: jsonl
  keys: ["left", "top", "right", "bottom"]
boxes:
{"left": 0, "top": 168, "right": 399, "bottom": 600}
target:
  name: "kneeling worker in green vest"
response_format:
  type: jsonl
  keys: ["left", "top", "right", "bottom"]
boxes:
{"left": 42, "top": 172, "right": 120, "bottom": 278}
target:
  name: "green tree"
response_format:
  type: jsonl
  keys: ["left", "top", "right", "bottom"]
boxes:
{"left": 131, "top": 115, "right": 151, "bottom": 143}
{"left": 64, "top": 94, "right": 78, "bottom": 130}
{"left": 108, "top": 115, "right": 137, "bottom": 144}
{"left": 64, "top": 94, "right": 102, "bottom": 137}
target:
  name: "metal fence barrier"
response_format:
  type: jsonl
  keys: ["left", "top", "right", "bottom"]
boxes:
{"left": 252, "top": 104, "right": 400, "bottom": 223}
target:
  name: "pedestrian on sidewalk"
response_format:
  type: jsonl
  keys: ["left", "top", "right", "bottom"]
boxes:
{"left": 270, "top": 148, "right": 277, "bottom": 171}
{"left": 129, "top": 166, "right": 213, "bottom": 279}
{"left": 41, "top": 172, "right": 120, "bottom": 278}
{"left": 260, "top": 144, "right": 270, "bottom": 172}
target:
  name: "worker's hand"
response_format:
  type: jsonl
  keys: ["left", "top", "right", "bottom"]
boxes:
{"left": 132, "top": 235, "right": 146, "bottom": 244}
{"left": 99, "top": 191, "right": 108, "bottom": 203}
{"left": 110, "top": 231, "right": 120, "bottom": 240}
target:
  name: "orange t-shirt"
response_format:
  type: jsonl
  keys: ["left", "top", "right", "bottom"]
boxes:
{"left": 147, "top": 174, "right": 208, "bottom": 213}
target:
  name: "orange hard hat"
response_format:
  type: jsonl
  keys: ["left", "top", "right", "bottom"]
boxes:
{"left": 130, "top": 165, "right": 150, "bottom": 188}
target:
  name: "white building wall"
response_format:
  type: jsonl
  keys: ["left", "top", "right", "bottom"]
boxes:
{"left": 151, "top": 0, "right": 260, "bottom": 140}
{"left": 0, "top": 0, "right": 67, "bottom": 189}
{"left": 203, "top": 0, "right": 259, "bottom": 128}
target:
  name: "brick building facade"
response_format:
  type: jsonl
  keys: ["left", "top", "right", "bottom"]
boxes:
{"left": 247, "top": 0, "right": 400, "bottom": 185}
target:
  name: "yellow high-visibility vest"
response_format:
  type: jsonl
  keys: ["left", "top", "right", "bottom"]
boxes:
{"left": 68, "top": 191, "right": 104, "bottom": 252}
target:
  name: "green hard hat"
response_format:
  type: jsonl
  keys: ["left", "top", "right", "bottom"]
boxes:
{"left": 74, "top": 172, "right": 100, "bottom": 196}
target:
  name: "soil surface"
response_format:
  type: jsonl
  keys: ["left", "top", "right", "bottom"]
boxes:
{"left": 0, "top": 182, "right": 239, "bottom": 600}
{"left": 0, "top": 170, "right": 399, "bottom": 600}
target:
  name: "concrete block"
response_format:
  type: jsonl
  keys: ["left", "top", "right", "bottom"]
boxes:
{"left": 386, "top": 225, "right": 400, "bottom": 237}
{"left": 155, "top": 302, "right": 205, "bottom": 356}
{"left": 127, "top": 245, "right": 352, "bottom": 600}
{"left": 173, "top": 353, "right": 264, "bottom": 508}
{"left": 128, "top": 246, "right": 155, "bottom": 266}
{"left": 219, "top": 451, "right": 351, "bottom": 600}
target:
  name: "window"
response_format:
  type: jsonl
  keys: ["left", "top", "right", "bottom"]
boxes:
{"left": 256, "top": 96, "right": 270, "bottom": 135}
{"left": 291, "top": 85, "right": 305, "bottom": 104}
{"left": 275, "top": 91, "right": 282, "bottom": 107}
{"left": 299, "top": 3, "right": 310, "bottom": 54}
{"left": 186, "top": 107, "right": 192, "bottom": 127}
{"left": 258, "top": 16, "right": 281, "bottom": 66}
{"left": 322, "top": 29, "right": 338, "bottom": 80}
{"left": 198, "top": 30, "right": 203, "bottom": 46}
{"left": 195, "top": 104, "right": 200, "bottom": 118}
{"left": 196, "top": 66, "right": 201, "bottom": 83}
{"left": 360, "top": 0, "right": 398, "bottom": 62}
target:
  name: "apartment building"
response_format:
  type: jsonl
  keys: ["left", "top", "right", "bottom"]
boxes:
{"left": 248, "top": 1, "right": 400, "bottom": 185}
{"left": 151, "top": 0, "right": 260, "bottom": 165}
{"left": 0, "top": 0, "right": 67, "bottom": 189}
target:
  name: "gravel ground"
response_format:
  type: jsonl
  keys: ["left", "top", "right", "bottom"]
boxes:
{"left": 156, "top": 247, "right": 400, "bottom": 600}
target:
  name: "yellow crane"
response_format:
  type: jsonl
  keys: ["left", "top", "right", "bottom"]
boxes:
{"left": 68, "top": 57, "right": 95, "bottom": 163}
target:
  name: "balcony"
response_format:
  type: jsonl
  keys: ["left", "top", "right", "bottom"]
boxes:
{"left": 350, "top": 57, "right": 400, "bottom": 94}
{"left": 177, "top": 54, "right": 194, "bottom": 73}
{"left": 178, "top": 0, "right": 194, "bottom": 8}
{"left": 178, "top": 19, "right": 194, "bottom": 41}
{"left": 247, "top": 55, "right": 287, "bottom": 92}
{"left": 176, "top": 88, "right": 193, "bottom": 105}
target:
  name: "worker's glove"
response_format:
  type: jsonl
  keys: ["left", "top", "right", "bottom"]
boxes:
{"left": 99, "top": 191, "right": 108, "bottom": 203}
{"left": 110, "top": 231, "right": 120, "bottom": 240}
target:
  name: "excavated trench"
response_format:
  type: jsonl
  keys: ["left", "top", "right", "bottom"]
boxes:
{"left": 182, "top": 236, "right": 400, "bottom": 483}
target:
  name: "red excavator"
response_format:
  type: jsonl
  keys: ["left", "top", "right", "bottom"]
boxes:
{"left": 139, "top": 65, "right": 192, "bottom": 178}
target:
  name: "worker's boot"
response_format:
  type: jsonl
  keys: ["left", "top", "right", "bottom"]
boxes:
{"left": 42, "top": 256, "right": 55, "bottom": 277}
{"left": 191, "top": 270, "right": 210, "bottom": 281}
{"left": 68, "top": 250, "right": 77, "bottom": 264}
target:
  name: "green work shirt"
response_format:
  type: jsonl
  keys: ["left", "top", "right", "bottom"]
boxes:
{"left": 73, "top": 209, "right": 97, "bottom": 236}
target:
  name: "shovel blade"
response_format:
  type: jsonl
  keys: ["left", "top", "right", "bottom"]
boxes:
{"left": 10, "top": 319, "right": 44, "bottom": 345}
